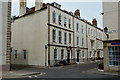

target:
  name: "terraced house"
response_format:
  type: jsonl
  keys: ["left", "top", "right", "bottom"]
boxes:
{"left": 11, "top": 0, "right": 103, "bottom": 67}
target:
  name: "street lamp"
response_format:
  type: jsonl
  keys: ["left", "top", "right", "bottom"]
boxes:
{"left": 45, "top": 45, "right": 48, "bottom": 66}
{"left": 104, "top": 27, "right": 109, "bottom": 39}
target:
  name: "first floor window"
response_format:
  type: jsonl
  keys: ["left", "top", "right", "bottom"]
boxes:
{"left": 68, "top": 19, "right": 71, "bottom": 28}
{"left": 82, "top": 38, "right": 84, "bottom": 47}
{"left": 59, "top": 31, "right": 62, "bottom": 43}
{"left": 64, "top": 32, "right": 67, "bottom": 44}
{"left": 76, "top": 23, "right": 79, "bottom": 32}
{"left": 88, "top": 28, "right": 90, "bottom": 34}
{"left": 64, "top": 17, "right": 67, "bottom": 27}
{"left": 77, "top": 37, "right": 79, "bottom": 46}
{"left": 109, "top": 46, "right": 120, "bottom": 66}
{"left": 58, "top": 14, "right": 61, "bottom": 25}
{"left": 52, "top": 29, "right": 56, "bottom": 42}
{"left": 52, "top": 11, "right": 56, "bottom": 23}
{"left": 82, "top": 25, "right": 84, "bottom": 34}
{"left": 54, "top": 49, "right": 57, "bottom": 60}
{"left": 61, "top": 49, "right": 64, "bottom": 59}
{"left": 69, "top": 33, "right": 71, "bottom": 44}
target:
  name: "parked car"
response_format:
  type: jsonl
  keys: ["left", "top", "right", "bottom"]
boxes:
{"left": 59, "top": 60, "right": 67, "bottom": 65}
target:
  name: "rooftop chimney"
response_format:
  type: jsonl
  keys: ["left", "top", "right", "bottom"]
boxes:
{"left": 92, "top": 18, "right": 97, "bottom": 27}
{"left": 19, "top": 0, "right": 26, "bottom": 16}
{"left": 74, "top": 9, "right": 80, "bottom": 18}
{"left": 35, "top": 0, "right": 43, "bottom": 11}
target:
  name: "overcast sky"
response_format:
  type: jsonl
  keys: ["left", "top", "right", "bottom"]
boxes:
{"left": 12, "top": 0, "right": 103, "bottom": 28}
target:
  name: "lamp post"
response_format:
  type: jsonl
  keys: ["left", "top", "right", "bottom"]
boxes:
{"left": 45, "top": 45, "right": 47, "bottom": 66}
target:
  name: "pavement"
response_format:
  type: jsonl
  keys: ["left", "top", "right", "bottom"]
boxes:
{"left": 1, "top": 61, "right": 120, "bottom": 79}
{"left": 84, "top": 68, "right": 120, "bottom": 77}
{"left": 2, "top": 71, "right": 41, "bottom": 79}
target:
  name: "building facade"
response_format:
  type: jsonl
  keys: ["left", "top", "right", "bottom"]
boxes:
{"left": 11, "top": 1, "right": 103, "bottom": 67}
{"left": 103, "top": 1, "right": 120, "bottom": 71}
{"left": 0, "top": 1, "right": 11, "bottom": 71}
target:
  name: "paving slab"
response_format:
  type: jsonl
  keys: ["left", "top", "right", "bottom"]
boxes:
{"left": 2, "top": 71, "right": 41, "bottom": 79}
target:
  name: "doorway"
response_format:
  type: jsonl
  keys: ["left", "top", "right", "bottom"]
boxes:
{"left": 67, "top": 50, "right": 70, "bottom": 64}
{"left": 97, "top": 51, "right": 100, "bottom": 58}
{"left": 77, "top": 50, "right": 80, "bottom": 62}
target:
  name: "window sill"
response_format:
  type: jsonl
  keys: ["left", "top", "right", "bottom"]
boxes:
{"left": 53, "top": 41, "right": 57, "bottom": 43}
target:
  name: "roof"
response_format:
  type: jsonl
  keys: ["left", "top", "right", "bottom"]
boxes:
{"left": 13, "top": 3, "right": 103, "bottom": 31}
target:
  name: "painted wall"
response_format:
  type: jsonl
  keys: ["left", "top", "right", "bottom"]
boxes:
{"left": 74, "top": 18, "right": 87, "bottom": 61}
{"left": 11, "top": 9, "right": 48, "bottom": 66}
{"left": 87, "top": 24, "right": 97, "bottom": 58}
{"left": 103, "top": 2, "right": 119, "bottom": 40}
{"left": 49, "top": 6, "right": 74, "bottom": 65}
{"left": 0, "top": 2, "right": 8, "bottom": 66}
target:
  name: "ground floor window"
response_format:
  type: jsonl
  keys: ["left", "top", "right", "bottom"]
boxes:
{"left": 61, "top": 49, "right": 64, "bottom": 59}
{"left": 54, "top": 49, "right": 57, "bottom": 60}
{"left": 109, "top": 46, "right": 120, "bottom": 66}
{"left": 14, "top": 50, "right": 17, "bottom": 59}
{"left": 82, "top": 51, "right": 84, "bottom": 58}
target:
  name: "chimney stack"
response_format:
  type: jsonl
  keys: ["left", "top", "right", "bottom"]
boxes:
{"left": 74, "top": 9, "right": 80, "bottom": 18}
{"left": 19, "top": 0, "right": 26, "bottom": 16}
{"left": 92, "top": 18, "right": 97, "bottom": 26}
{"left": 35, "top": 0, "right": 43, "bottom": 11}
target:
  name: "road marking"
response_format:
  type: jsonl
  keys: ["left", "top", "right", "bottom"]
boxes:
{"left": 28, "top": 76, "right": 32, "bottom": 78}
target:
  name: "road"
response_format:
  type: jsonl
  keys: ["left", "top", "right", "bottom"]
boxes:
{"left": 3, "top": 62, "right": 120, "bottom": 79}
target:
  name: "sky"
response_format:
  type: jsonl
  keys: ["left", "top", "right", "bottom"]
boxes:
{"left": 12, "top": 0, "right": 103, "bottom": 29}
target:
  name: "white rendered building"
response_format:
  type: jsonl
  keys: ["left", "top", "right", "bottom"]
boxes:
{"left": 11, "top": 1, "right": 103, "bottom": 67}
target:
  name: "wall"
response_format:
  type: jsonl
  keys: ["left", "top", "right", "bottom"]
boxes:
{"left": 103, "top": 2, "right": 119, "bottom": 40}
{"left": 74, "top": 18, "right": 87, "bottom": 62}
{"left": 0, "top": 1, "right": 11, "bottom": 71}
{"left": 11, "top": 9, "right": 48, "bottom": 66}
{"left": 87, "top": 24, "right": 97, "bottom": 59}
{"left": 49, "top": 5, "right": 74, "bottom": 65}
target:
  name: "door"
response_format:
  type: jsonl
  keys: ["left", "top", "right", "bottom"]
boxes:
{"left": 77, "top": 51, "right": 80, "bottom": 62}
{"left": 67, "top": 50, "right": 70, "bottom": 64}
{"left": 97, "top": 51, "right": 100, "bottom": 58}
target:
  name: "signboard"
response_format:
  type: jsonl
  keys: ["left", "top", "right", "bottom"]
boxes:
{"left": 111, "top": 43, "right": 120, "bottom": 45}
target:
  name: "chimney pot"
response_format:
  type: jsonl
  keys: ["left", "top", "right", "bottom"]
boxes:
{"left": 35, "top": 0, "right": 43, "bottom": 11}
{"left": 19, "top": 0, "right": 26, "bottom": 16}
{"left": 92, "top": 18, "right": 97, "bottom": 27}
{"left": 74, "top": 9, "right": 80, "bottom": 18}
